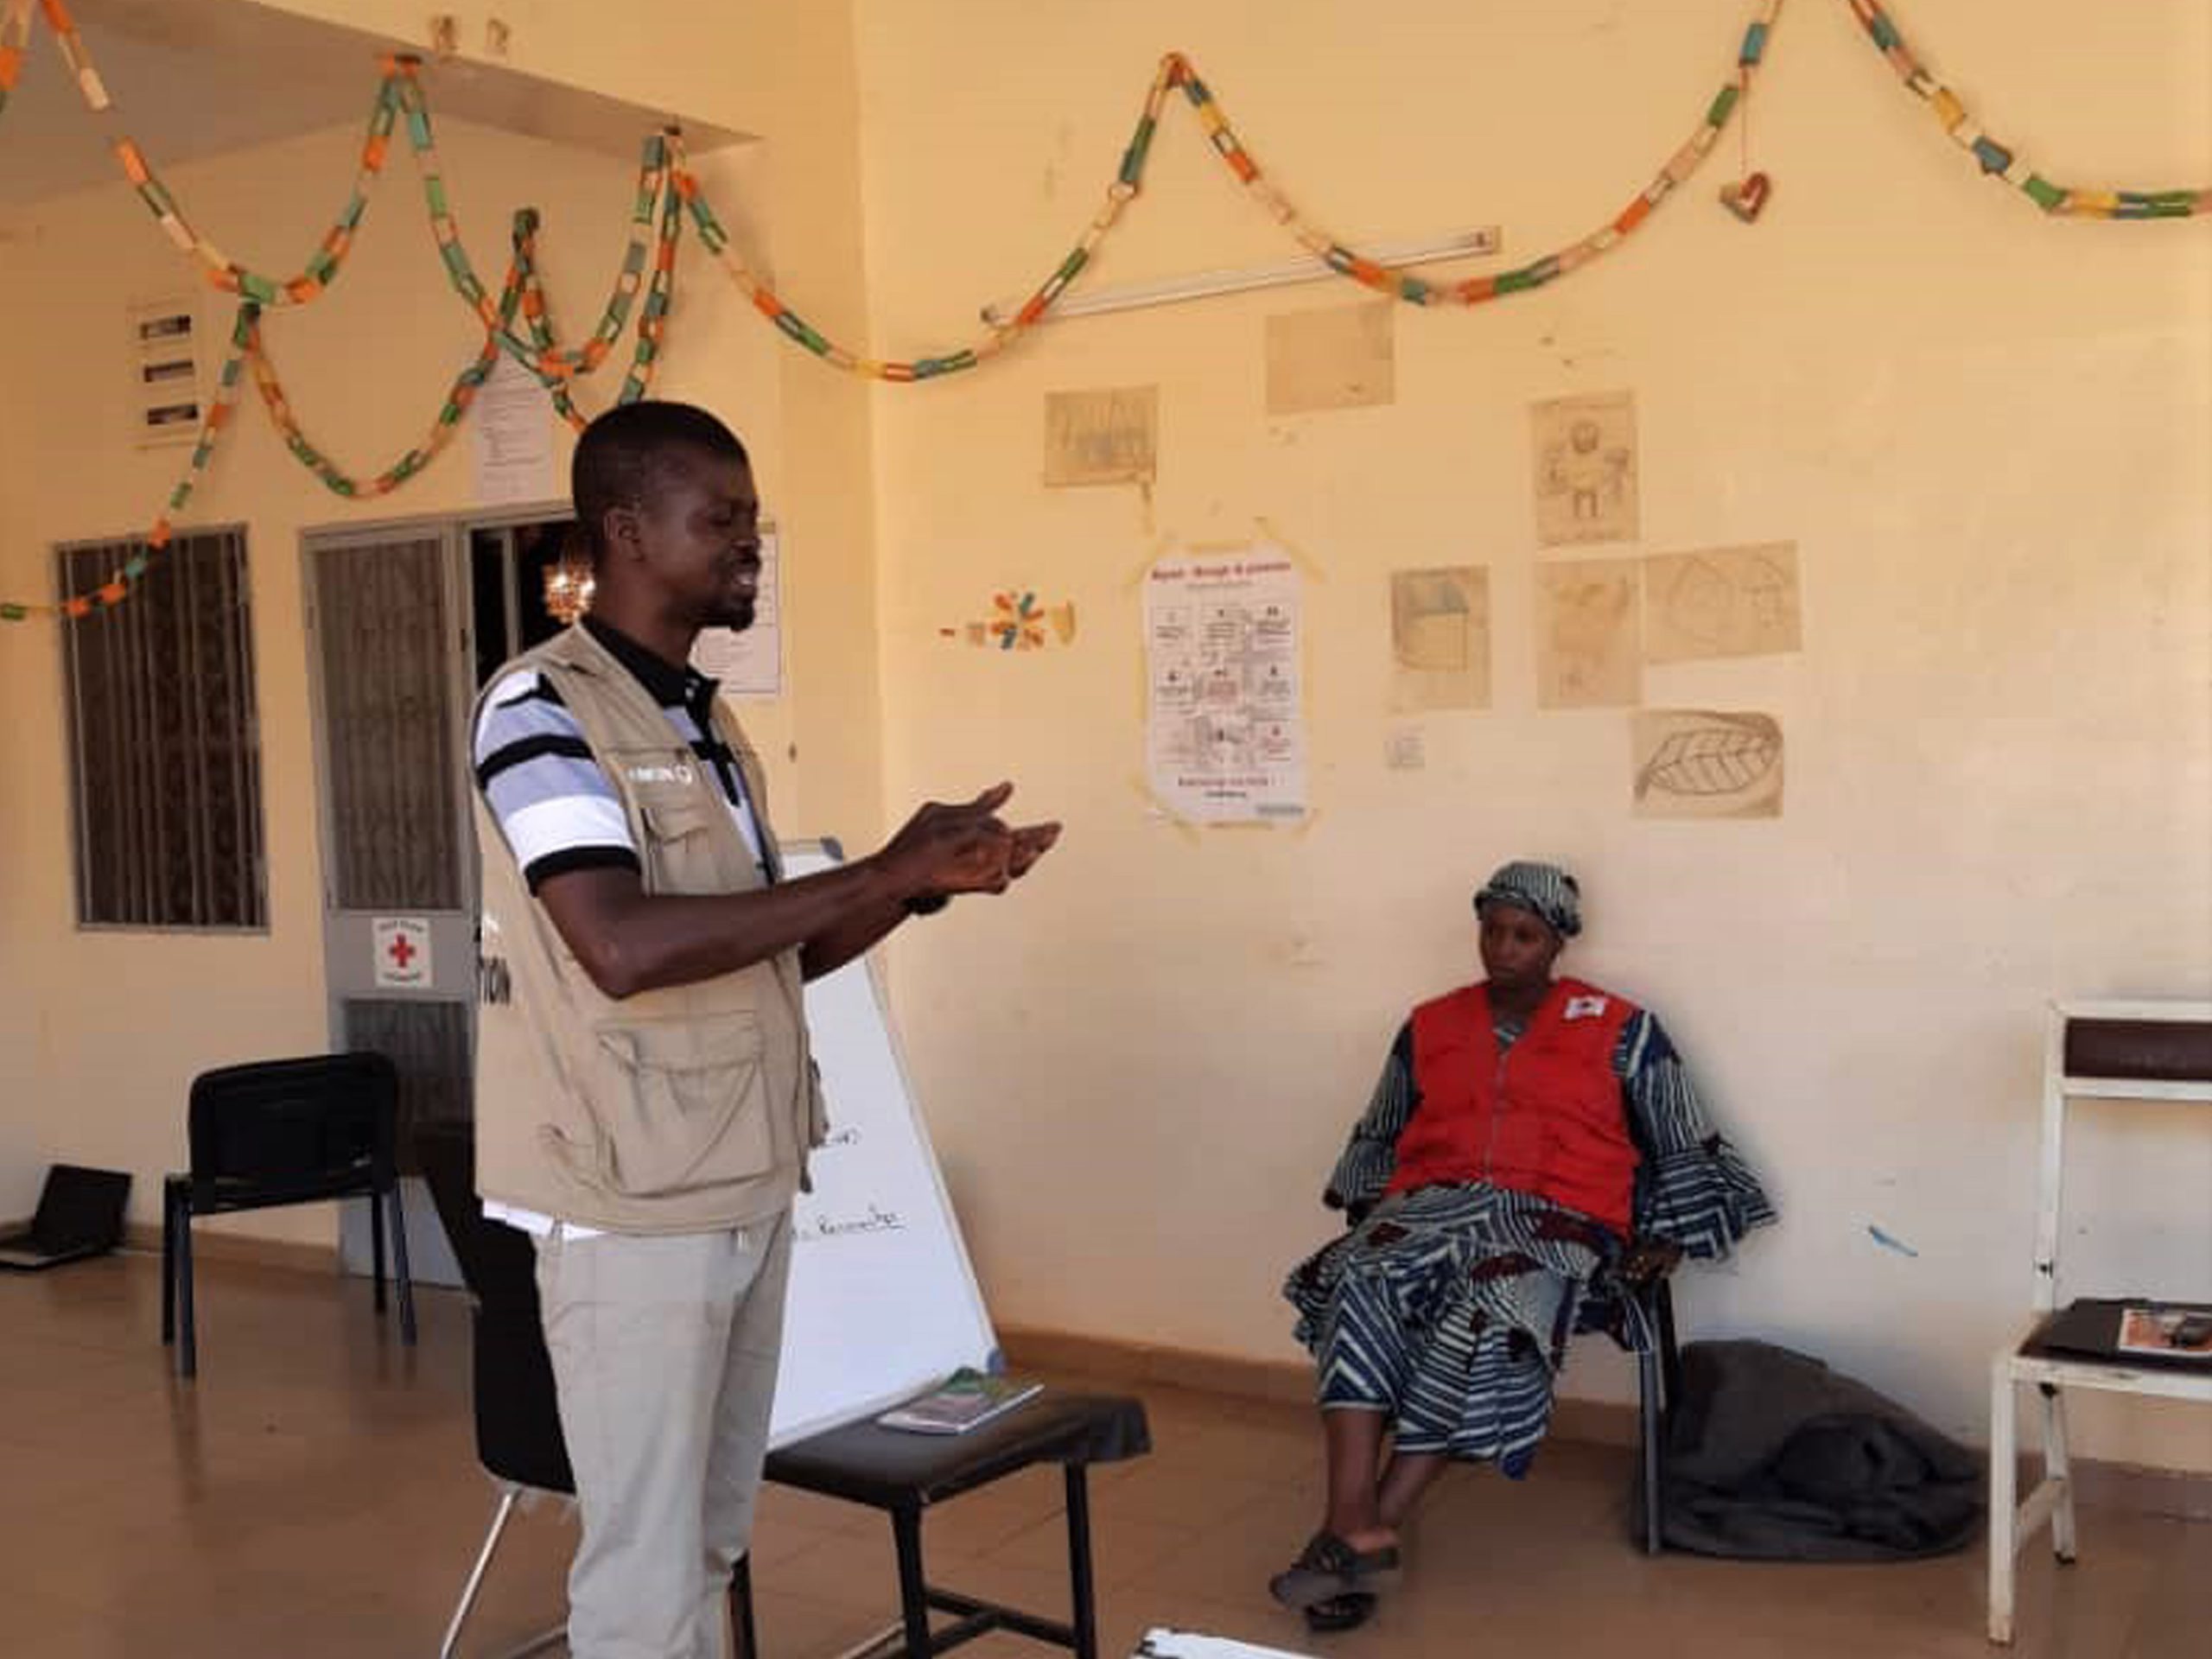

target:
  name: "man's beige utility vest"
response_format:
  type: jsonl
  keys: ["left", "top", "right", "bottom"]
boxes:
{"left": 472, "top": 622, "right": 823, "bottom": 1233}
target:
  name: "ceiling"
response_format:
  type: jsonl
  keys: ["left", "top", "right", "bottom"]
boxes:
{"left": 0, "top": 0, "right": 747, "bottom": 207}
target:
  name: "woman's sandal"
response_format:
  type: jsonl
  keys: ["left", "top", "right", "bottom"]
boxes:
{"left": 1304, "top": 1592, "right": 1377, "bottom": 1634}
{"left": 1268, "top": 1531, "right": 1401, "bottom": 1611}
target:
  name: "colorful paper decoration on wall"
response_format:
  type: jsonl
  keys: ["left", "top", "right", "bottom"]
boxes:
{"left": 1, "top": 0, "right": 2207, "bottom": 627}
{"left": 1843, "top": 0, "right": 2209, "bottom": 219}
{"left": 940, "top": 593, "right": 1078, "bottom": 652}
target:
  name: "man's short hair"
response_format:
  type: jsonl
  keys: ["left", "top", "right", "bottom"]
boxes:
{"left": 572, "top": 401, "right": 750, "bottom": 560}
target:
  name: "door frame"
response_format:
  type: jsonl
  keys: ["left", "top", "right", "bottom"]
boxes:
{"left": 299, "top": 499, "right": 570, "bottom": 1286}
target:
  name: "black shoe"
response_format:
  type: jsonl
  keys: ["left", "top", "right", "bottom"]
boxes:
{"left": 1305, "top": 1592, "right": 1376, "bottom": 1634}
{"left": 1268, "top": 1532, "right": 1401, "bottom": 1611}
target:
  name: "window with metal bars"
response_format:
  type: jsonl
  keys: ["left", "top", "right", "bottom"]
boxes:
{"left": 56, "top": 528, "right": 267, "bottom": 931}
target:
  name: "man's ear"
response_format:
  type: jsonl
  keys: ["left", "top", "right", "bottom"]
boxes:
{"left": 601, "top": 505, "right": 641, "bottom": 563}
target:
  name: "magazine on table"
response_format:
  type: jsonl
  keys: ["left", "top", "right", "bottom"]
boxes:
{"left": 876, "top": 1368, "right": 1043, "bottom": 1434}
{"left": 2116, "top": 1305, "right": 2212, "bottom": 1361}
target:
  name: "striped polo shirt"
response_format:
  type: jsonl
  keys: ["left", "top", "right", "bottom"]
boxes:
{"left": 474, "top": 614, "right": 771, "bottom": 892}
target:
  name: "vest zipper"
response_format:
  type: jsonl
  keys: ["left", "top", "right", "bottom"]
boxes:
{"left": 1483, "top": 1045, "right": 1508, "bottom": 1184}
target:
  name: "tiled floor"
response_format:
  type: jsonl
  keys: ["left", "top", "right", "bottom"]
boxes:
{"left": 0, "top": 1252, "right": 2198, "bottom": 1657}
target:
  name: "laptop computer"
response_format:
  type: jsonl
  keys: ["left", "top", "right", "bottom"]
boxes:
{"left": 0, "top": 1165, "right": 131, "bottom": 1271}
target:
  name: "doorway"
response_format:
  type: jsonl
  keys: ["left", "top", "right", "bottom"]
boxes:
{"left": 302, "top": 509, "right": 575, "bottom": 1285}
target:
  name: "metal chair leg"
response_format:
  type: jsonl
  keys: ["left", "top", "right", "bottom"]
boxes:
{"left": 730, "top": 1554, "right": 760, "bottom": 1659}
{"left": 160, "top": 1180, "right": 177, "bottom": 1345}
{"left": 176, "top": 1195, "right": 197, "bottom": 1379}
{"left": 1065, "top": 1465, "right": 1099, "bottom": 1659}
{"left": 1637, "top": 1345, "right": 1664, "bottom": 1555}
{"left": 370, "top": 1185, "right": 388, "bottom": 1314}
{"left": 892, "top": 1506, "right": 933, "bottom": 1659}
{"left": 388, "top": 1180, "right": 418, "bottom": 1346}
{"left": 442, "top": 1489, "right": 519, "bottom": 1659}
{"left": 438, "top": 1488, "right": 565, "bottom": 1659}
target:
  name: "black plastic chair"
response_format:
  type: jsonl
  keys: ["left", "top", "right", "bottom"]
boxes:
{"left": 161, "top": 1052, "right": 416, "bottom": 1378}
{"left": 418, "top": 1124, "right": 573, "bottom": 1659}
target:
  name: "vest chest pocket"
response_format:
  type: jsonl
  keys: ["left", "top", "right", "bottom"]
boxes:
{"left": 580, "top": 1012, "right": 775, "bottom": 1198}
{"left": 632, "top": 785, "right": 736, "bottom": 893}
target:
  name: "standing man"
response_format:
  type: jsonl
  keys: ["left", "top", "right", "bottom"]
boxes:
{"left": 471, "top": 400, "right": 1058, "bottom": 1659}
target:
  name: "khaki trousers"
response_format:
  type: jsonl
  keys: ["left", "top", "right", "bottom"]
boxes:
{"left": 535, "top": 1214, "right": 792, "bottom": 1659}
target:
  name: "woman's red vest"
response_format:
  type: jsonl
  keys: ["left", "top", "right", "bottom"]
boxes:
{"left": 1383, "top": 978, "right": 1640, "bottom": 1234}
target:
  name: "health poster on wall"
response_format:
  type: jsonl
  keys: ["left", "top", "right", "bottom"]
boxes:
{"left": 1143, "top": 547, "right": 1306, "bottom": 824}
{"left": 468, "top": 353, "right": 560, "bottom": 506}
{"left": 691, "top": 523, "right": 784, "bottom": 699}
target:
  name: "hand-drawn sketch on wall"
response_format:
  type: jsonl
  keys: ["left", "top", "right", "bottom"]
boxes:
{"left": 1043, "top": 386, "right": 1158, "bottom": 486}
{"left": 1644, "top": 543, "right": 1801, "bottom": 664}
{"left": 1532, "top": 391, "right": 1638, "bottom": 546}
{"left": 1536, "top": 559, "right": 1641, "bottom": 708}
{"left": 1632, "top": 709, "right": 1784, "bottom": 819}
{"left": 1389, "top": 565, "right": 1490, "bottom": 711}
{"left": 1266, "top": 302, "right": 1395, "bottom": 416}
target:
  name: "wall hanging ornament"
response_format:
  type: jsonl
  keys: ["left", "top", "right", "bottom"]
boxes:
{"left": 939, "top": 593, "right": 1077, "bottom": 651}
{"left": 1719, "top": 7, "right": 1777, "bottom": 223}
{"left": 1844, "top": 0, "right": 2210, "bottom": 219}
{"left": 3, "top": 0, "right": 2207, "bottom": 628}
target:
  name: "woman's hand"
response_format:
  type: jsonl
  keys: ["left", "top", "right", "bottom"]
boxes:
{"left": 1616, "top": 1236, "right": 1682, "bottom": 1289}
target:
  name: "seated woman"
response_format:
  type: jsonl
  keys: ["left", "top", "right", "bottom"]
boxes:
{"left": 1272, "top": 861, "right": 1775, "bottom": 1630}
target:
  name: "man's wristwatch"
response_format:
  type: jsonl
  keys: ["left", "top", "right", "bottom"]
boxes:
{"left": 904, "top": 893, "right": 950, "bottom": 917}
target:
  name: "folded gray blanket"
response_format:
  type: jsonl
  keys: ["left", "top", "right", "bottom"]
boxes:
{"left": 1660, "top": 1338, "right": 1983, "bottom": 1561}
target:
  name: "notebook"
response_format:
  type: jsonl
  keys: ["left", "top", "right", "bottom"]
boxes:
{"left": 875, "top": 1368, "right": 1043, "bottom": 1434}
{"left": 0, "top": 1165, "right": 130, "bottom": 1272}
{"left": 2034, "top": 1297, "right": 2212, "bottom": 1369}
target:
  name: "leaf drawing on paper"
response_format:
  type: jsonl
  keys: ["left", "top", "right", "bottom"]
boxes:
{"left": 1635, "top": 714, "right": 1781, "bottom": 801}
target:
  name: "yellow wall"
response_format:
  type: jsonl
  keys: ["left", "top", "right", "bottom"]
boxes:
{"left": 3, "top": 0, "right": 2209, "bottom": 1472}
{"left": 0, "top": 79, "right": 860, "bottom": 1240}
{"left": 849, "top": 0, "right": 2212, "bottom": 1462}
{"left": 227, "top": 0, "right": 889, "bottom": 843}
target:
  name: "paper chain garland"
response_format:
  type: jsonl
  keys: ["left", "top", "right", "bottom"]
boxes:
{"left": 1, "top": 0, "right": 2206, "bottom": 624}
{"left": 680, "top": 0, "right": 1779, "bottom": 375}
{"left": 2, "top": 41, "right": 687, "bottom": 620}
{"left": 1843, "top": 1, "right": 2210, "bottom": 219}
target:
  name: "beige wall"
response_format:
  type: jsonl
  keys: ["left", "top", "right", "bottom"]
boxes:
{"left": 0, "top": 0, "right": 882, "bottom": 1243}
{"left": 231, "top": 0, "right": 889, "bottom": 842}
{"left": 849, "top": 0, "right": 2212, "bottom": 1464}
{"left": 3, "top": 0, "right": 2209, "bottom": 1473}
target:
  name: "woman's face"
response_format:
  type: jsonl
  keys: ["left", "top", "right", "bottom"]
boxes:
{"left": 1479, "top": 903, "right": 1563, "bottom": 992}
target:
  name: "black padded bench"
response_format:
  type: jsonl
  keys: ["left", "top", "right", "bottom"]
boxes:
{"left": 734, "top": 1392, "right": 1151, "bottom": 1659}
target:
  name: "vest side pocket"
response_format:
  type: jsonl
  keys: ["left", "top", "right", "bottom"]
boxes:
{"left": 578, "top": 1012, "right": 776, "bottom": 1198}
